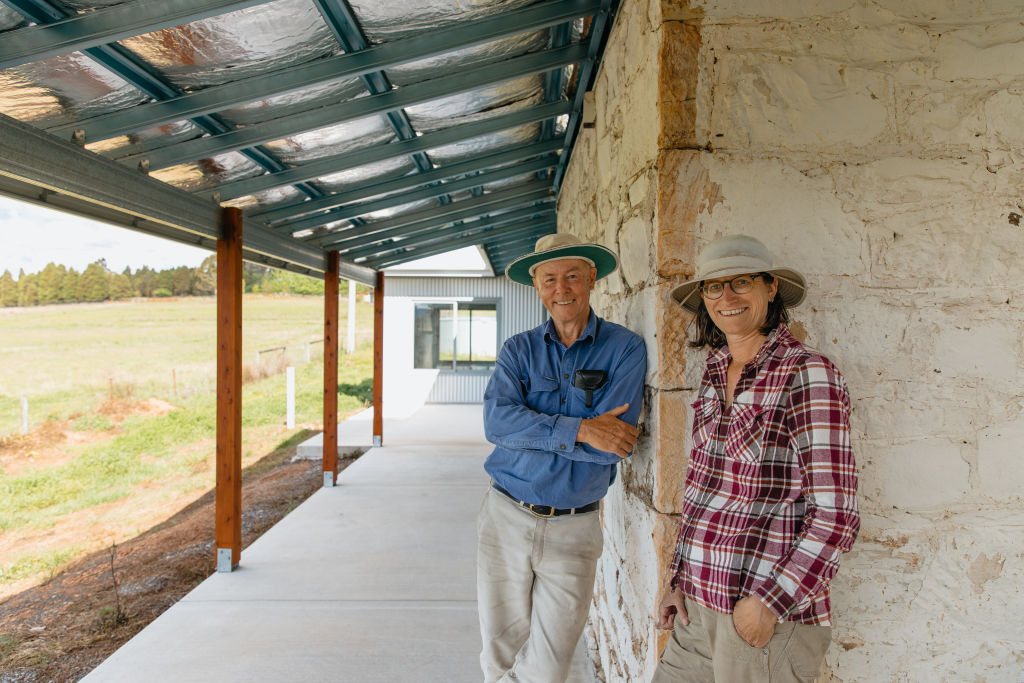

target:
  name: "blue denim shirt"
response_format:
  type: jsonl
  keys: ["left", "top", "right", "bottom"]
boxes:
{"left": 483, "top": 310, "right": 647, "bottom": 508}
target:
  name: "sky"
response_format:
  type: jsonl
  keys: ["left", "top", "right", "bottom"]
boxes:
{"left": 0, "top": 194, "right": 490, "bottom": 275}
{"left": 0, "top": 195, "right": 209, "bottom": 275}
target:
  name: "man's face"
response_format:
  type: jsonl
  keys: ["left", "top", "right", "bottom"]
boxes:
{"left": 532, "top": 258, "right": 596, "bottom": 327}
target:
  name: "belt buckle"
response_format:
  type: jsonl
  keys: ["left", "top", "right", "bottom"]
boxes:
{"left": 528, "top": 503, "right": 555, "bottom": 518}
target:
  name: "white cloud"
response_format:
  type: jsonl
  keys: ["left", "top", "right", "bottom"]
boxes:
{"left": 0, "top": 196, "right": 209, "bottom": 275}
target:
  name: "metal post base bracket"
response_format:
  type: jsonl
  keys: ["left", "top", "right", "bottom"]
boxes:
{"left": 323, "top": 471, "right": 335, "bottom": 488}
{"left": 373, "top": 435, "right": 383, "bottom": 448}
{"left": 216, "top": 548, "right": 236, "bottom": 573}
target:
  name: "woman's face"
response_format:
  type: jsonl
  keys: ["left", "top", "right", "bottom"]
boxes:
{"left": 702, "top": 273, "right": 779, "bottom": 342}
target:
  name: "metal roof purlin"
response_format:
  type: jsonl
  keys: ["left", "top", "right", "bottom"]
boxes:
{"left": 254, "top": 139, "right": 563, "bottom": 225}
{"left": 553, "top": 0, "right": 617, "bottom": 194}
{"left": 342, "top": 206, "right": 556, "bottom": 261}
{"left": 0, "top": 0, "right": 275, "bottom": 70}
{"left": 365, "top": 216, "right": 555, "bottom": 267}
{"left": 276, "top": 156, "right": 558, "bottom": 234}
{"left": 371, "top": 222, "right": 554, "bottom": 270}
{"left": 42, "top": 0, "right": 605, "bottom": 142}
{"left": 7, "top": 0, "right": 326, "bottom": 202}
{"left": 0, "top": 111, "right": 377, "bottom": 284}
{"left": 313, "top": 185, "right": 552, "bottom": 250}
{"left": 209, "top": 100, "right": 572, "bottom": 201}
{"left": 111, "top": 45, "right": 586, "bottom": 172}
{"left": 313, "top": 0, "right": 447, "bottom": 206}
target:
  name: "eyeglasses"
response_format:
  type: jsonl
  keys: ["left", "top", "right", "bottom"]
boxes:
{"left": 700, "top": 274, "right": 763, "bottom": 300}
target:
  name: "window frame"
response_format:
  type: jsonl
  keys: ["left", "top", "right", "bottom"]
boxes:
{"left": 412, "top": 297, "right": 500, "bottom": 373}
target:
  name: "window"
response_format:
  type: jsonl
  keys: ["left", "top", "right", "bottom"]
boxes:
{"left": 414, "top": 301, "right": 497, "bottom": 371}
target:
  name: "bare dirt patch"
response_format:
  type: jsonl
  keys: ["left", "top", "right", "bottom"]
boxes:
{"left": 0, "top": 436, "right": 351, "bottom": 682}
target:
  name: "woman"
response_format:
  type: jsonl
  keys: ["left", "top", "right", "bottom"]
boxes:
{"left": 652, "top": 234, "right": 860, "bottom": 683}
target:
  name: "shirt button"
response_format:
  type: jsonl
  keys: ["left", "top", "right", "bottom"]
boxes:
{"left": 563, "top": 373, "right": 568, "bottom": 379}
{"left": 560, "top": 444, "right": 566, "bottom": 450}
{"left": 561, "top": 398, "right": 566, "bottom": 403}
{"left": 762, "top": 647, "right": 769, "bottom": 655}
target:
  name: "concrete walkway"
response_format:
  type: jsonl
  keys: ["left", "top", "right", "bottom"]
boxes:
{"left": 84, "top": 404, "right": 598, "bottom": 683}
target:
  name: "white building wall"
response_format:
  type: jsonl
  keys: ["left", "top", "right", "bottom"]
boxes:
{"left": 383, "top": 275, "right": 546, "bottom": 404}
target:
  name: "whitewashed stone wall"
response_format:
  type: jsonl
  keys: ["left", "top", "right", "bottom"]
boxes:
{"left": 558, "top": 0, "right": 1024, "bottom": 680}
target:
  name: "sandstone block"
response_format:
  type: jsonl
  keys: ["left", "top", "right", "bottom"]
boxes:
{"left": 869, "top": 439, "right": 969, "bottom": 510}
{"left": 653, "top": 389, "right": 689, "bottom": 513}
{"left": 618, "top": 215, "right": 654, "bottom": 288}
{"left": 654, "top": 283, "right": 690, "bottom": 389}
{"left": 658, "top": 21, "right": 700, "bottom": 148}
{"left": 978, "top": 417, "right": 1024, "bottom": 501}
{"left": 655, "top": 150, "right": 714, "bottom": 278}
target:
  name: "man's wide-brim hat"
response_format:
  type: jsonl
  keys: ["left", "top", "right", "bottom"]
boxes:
{"left": 505, "top": 233, "right": 618, "bottom": 286}
{"left": 670, "top": 234, "right": 807, "bottom": 313}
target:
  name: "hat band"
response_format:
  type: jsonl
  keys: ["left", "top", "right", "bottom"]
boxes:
{"left": 527, "top": 254, "right": 596, "bottom": 277}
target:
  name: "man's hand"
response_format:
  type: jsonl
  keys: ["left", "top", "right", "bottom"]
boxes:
{"left": 656, "top": 585, "right": 688, "bottom": 630}
{"left": 732, "top": 596, "right": 777, "bottom": 648}
{"left": 576, "top": 403, "right": 639, "bottom": 457}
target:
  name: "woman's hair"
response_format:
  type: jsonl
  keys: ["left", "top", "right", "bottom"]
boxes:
{"left": 688, "top": 273, "right": 790, "bottom": 349}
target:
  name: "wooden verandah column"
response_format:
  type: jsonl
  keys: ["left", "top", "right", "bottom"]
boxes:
{"left": 372, "top": 271, "right": 384, "bottom": 447}
{"left": 215, "top": 207, "right": 243, "bottom": 572}
{"left": 322, "top": 252, "right": 339, "bottom": 487}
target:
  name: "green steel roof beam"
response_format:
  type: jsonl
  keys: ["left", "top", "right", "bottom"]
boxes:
{"left": 0, "top": 0, "right": 275, "bottom": 70}
{"left": 342, "top": 205, "right": 556, "bottom": 260}
{"left": 486, "top": 236, "right": 549, "bottom": 260}
{"left": 364, "top": 216, "right": 554, "bottom": 267}
{"left": 209, "top": 100, "right": 571, "bottom": 202}
{"left": 254, "top": 139, "right": 563, "bottom": 225}
{"left": 326, "top": 193, "right": 553, "bottom": 253}
{"left": 368, "top": 221, "right": 554, "bottom": 269}
{"left": 276, "top": 156, "right": 558, "bottom": 234}
{"left": 43, "top": 0, "right": 604, "bottom": 142}
{"left": 311, "top": 183, "right": 551, "bottom": 248}
{"left": 115, "top": 45, "right": 585, "bottom": 173}
{"left": 0, "top": 110, "right": 382, "bottom": 282}
{"left": 360, "top": 215, "right": 554, "bottom": 262}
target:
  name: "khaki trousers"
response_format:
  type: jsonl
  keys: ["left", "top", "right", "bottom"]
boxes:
{"left": 652, "top": 597, "right": 832, "bottom": 683}
{"left": 477, "top": 488, "right": 603, "bottom": 683}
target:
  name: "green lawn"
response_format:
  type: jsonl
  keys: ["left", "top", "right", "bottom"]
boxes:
{"left": 0, "top": 294, "right": 373, "bottom": 436}
{"left": 0, "top": 294, "right": 374, "bottom": 589}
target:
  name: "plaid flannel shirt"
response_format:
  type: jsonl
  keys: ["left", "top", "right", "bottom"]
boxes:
{"left": 669, "top": 325, "right": 859, "bottom": 625}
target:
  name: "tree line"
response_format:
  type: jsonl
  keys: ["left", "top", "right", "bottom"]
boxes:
{"left": 0, "top": 255, "right": 362, "bottom": 308}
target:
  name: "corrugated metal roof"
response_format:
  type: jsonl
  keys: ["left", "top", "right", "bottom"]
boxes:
{"left": 0, "top": 0, "right": 619, "bottom": 284}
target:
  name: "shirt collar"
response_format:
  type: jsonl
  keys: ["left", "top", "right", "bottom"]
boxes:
{"left": 707, "top": 323, "right": 795, "bottom": 370}
{"left": 543, "top": 308, "right": 599, "bottom": 346}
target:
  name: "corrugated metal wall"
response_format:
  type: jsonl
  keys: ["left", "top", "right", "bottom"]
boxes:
{"left": 386, "top": 275, "right": 546, "bottom": 403}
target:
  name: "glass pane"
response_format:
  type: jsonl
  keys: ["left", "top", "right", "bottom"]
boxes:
{"left": 437, "top": 306, "right": 455, "bottom": 362}
{"left": 469, "top": 307, "right": 497, "bottom": 365}
{"left": 413, "top": 303, "right": 438, "bottom": 369}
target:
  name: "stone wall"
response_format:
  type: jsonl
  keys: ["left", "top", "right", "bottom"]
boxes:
{"left": 557, "top": 0, "right": 1024, "bottom": 680}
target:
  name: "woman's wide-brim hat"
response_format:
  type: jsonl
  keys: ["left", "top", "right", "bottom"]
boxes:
{"left": 505, "top": 233, "right": 618, "bottom": 286}
{"left": 670, "top": 234, "right": 807, "bottom": 313}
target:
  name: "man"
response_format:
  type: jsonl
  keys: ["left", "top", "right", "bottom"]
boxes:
{"left": 478, "top": 233, "right": 647, "bottom": 683}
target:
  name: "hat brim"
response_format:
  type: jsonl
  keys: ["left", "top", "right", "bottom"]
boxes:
{"left": 505, "top": 243, "right": 618, "bottom": 286}
{"left": 670, "top": 267, "right": 807, "bottom": 313}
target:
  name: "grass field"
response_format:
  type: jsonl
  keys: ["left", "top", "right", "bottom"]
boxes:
{"left": 0, "top": 294, "right": 374, "bottom": 592}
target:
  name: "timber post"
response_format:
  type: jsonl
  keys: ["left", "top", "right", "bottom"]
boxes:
{"left": 323, "top": 251, "right": 339, "bottom": 486}
{"left": 215, "top": 207, "right": 243, "bottom": 572}
{"left": 372, "top": 271, "right": 384, "bottom": 447}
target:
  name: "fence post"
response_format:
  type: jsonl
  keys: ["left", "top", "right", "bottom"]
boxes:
{"left": 347, "top": 279, "right": 356, "bottom": 354}
{"left": 286, "top": 366, "right": 295, "bottom": 429}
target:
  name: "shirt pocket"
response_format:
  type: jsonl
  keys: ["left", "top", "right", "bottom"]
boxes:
{"left": 524, "top": 373, "right": 558, "bottom": 398}
{"left": 690, "top": 396, "right": 720, "bottom": 452}
{"left": 724, "top": 403, "right": 766, "bottom": 464}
